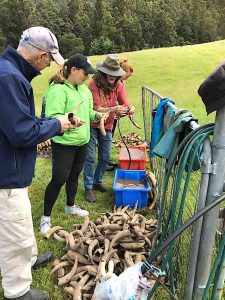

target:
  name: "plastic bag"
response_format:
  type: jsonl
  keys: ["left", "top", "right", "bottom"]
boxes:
{"left": 94, "top": 263, "right": 142, "bottom": 300}
{"left": 136, "top": 289, "right": 149, "bottom": 300}
{"left": 94, "top": 274, "right": 119, "bottom": 300}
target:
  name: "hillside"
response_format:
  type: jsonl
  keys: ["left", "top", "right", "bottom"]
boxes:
{"left": 33, "top": 40, "right": 225, "bottom": 125}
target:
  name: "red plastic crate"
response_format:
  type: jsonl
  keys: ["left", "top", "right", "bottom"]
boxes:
{"left": 119, "top": 146, "right": 148, "bottom": 170}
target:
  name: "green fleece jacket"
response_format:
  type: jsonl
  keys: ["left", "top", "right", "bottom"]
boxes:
{"left": 45, "top": 80, "right": 98, "bottom": 146}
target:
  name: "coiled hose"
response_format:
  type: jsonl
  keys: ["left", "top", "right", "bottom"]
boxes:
{"left": 142, "top": 123, "right": 225, "bottom": 299}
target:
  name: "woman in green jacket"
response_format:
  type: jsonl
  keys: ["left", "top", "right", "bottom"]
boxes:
{"left": 40, "top": 54, "right": 101, "bottom": 234}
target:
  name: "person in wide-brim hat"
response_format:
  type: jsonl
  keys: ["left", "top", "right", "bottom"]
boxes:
{"left": 83, "top": 53, "right": 135, "bottom": 203}
{"left": 96, "top": 54, "right": 126, "bottom": 77}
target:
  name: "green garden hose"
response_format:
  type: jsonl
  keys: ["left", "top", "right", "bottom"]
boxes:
{"left": 144, "top": 124, "right": 217, "bottom": 299}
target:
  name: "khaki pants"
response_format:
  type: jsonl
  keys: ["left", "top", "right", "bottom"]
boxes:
{"left": 0, "top": 188, "right": 38, "bottom": 298}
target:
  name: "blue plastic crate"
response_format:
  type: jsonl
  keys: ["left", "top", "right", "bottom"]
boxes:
{"left": 113, "top": 170, "right": 151, "bottom": 209}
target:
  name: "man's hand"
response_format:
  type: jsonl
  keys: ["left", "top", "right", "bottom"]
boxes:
{"left": 57, "top": 114, "right": 84, "bottom": 133}
{"left": 57, "top": 115, "right": 74, "bottom": 133}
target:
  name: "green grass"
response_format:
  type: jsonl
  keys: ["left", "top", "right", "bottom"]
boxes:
{"left": 30, "top": 158, "right": 117, "bottom": 299}
{"left": 2, "top": 40, "right": 225, "bottom": 299}
{"left": 33, "top": 40, "right": 225, "bottom": 126}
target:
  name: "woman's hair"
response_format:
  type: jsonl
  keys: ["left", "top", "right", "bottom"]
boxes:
{"left": 119, "top": 57, "right": 133, "bottom": 73}
{"left": 93, "top": 71, "right": 120, "bottom": 94}
{"left": 49, "top": 62, "right": 67, "bottom": 84}
{"left": 49, "top": 58, "right": 76, "bottom": 84}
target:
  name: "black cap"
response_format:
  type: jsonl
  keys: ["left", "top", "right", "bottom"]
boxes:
{"left": 65, "top": 53, "right": 95, "bottom": 74}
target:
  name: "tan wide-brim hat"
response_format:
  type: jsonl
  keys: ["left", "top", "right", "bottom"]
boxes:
{"left": 96, "top": 54, "right": 126, "bottom": 77}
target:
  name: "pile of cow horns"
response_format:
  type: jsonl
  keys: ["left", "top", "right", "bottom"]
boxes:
{"left": 113, "top": 132, "right": 147, "bottom": 148}
{"left": 37, "top": 139, "right": 52, "bottom": 158}
{"left": 46, "top": 204, "right": 157, "bottom": 299}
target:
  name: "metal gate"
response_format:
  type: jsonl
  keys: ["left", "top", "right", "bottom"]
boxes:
{"left": 142, "top": 86, "right": 225, "bottom": 299}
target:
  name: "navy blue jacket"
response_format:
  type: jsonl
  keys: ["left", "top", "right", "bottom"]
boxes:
{"left": 0, "top": 47, "right": 61, "bottom": 188}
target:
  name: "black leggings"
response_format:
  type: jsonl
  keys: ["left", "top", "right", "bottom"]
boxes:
{"left": 44, "top": 141, "right": 87, "bottom": 216}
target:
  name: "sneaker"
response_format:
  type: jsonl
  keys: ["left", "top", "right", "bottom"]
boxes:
{"left": 40, "top": 216, "right": 52, "bottom": 235}
{"left": 93, "top": 183, "right": 109, "bottom": 192}
{"left": 85, "top": 189, "right": 96, "bottom": 203}
{"left": 65, "top": 205, "right": 89, "bottom": 217}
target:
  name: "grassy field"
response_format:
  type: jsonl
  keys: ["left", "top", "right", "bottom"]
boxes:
{"left": 34, "top": 39, "right": 225, "bottom": 124}
{"left": 2, "top": 40, "right": 225, "bottom": 299}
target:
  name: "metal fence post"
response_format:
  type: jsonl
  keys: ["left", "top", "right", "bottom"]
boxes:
{"left": 193, "top": 106, "right": 225, "bottom": 299}
{"left": 184, "top": 138, "right": 212, "bottom": 300}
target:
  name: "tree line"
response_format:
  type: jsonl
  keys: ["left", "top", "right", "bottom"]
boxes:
{"left": 0, "top": 0, "right": 224, "bottom": 58}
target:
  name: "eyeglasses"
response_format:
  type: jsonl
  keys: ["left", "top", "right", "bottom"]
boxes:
{"left": 42, "top": 52, "right": 52, "bottom": 63}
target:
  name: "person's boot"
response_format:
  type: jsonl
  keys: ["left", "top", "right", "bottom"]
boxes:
{"left": 93, "top": 183, "right": 109, "bottom": 192}
{"left": 32, "top": 252, "right": 53, "bottom": 270}
{"left": 109, "top": 161, "right": 118, "bottom": 167}
{"left": 85, "top": 189, "right": 96, "bottom": 202}
{"left": 106, "top": 165, "right": 115, "bottom": 171}
{"left": 106, "top": 161, "right": 118, "bottom": 171}
{"left": 4, "top": 288, "right": 49, "bottom": 300}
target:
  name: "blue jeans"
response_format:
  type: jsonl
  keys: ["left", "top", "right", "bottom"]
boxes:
{"left": 83, "top": 128, "right": 112, "bottom": 190}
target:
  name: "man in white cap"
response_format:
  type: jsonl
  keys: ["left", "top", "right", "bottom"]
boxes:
{"left": 19, "top": 26, "right": 64, "bottom": 66}
{"left": 0, "top": 27, "right": 79, "bottom": 300}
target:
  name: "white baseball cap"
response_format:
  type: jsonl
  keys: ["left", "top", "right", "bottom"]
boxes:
{"left": 20, "top": 26, "right": 64, "bottom": 65}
